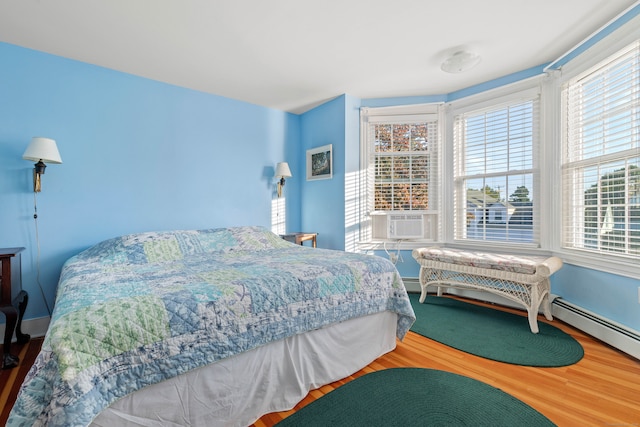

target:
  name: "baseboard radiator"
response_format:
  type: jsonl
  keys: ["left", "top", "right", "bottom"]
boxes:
{"left": 403, "top": 277, "right": 640, "bottom": 360}
{"left": 552, "top": 297, "right": 640, "bottom": 360}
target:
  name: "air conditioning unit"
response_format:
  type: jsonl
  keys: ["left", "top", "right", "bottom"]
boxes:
{"left": 388, "top": 214, "right": 424, "bottom": 239}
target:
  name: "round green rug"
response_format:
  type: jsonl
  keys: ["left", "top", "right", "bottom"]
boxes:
{"left": 409, "top": 294, "right": 584, "bottom": 367}
{"left": 275, "top": 368, "right": 555, "bottom": 426}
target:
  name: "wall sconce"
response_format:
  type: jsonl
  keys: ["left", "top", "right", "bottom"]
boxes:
{"left": 22, "top": 137, "right": 63, "bottom": 192}
{"left": 275, "top": 162, "right": 292, "bottom": 198}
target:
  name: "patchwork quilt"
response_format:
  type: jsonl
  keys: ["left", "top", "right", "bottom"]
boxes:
{"left": 8, "top": 226, "right": 415, "bottom": 427}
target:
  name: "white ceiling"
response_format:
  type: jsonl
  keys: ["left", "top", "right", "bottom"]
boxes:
{"left": 1, "top": 0, "right": 637, "bottom": 114}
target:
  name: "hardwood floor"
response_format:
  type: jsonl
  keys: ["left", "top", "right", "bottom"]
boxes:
{"left": 1, "top": 335, "right": 44, "bottom": 426}
{"left": 2, "top": 298, "right": 639, "bottom": 426}
{"left": 255, "top": 299, "right": 640, "bottom": 427}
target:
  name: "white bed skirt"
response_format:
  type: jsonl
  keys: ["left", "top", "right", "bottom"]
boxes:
{"left": 90, "top": 311, "right": 398, "bottom": 427}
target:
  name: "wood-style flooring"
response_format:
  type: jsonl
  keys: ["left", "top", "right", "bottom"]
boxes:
{"left": 2, "top": 297, "right": 639, "bottom": 426}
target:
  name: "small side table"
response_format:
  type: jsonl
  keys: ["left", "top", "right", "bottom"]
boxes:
{"left": 280, "top": 232, "right": 317, "bottom": 248}
{"left": 1, "top": 247, "right": 30, "bottom": 369}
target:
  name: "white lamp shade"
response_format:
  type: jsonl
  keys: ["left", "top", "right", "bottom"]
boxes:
{"left": 441, "top": 51, "right": 481, "bottom": 74}
{"left": 23, "top": 137, "right": 63, "bottom": 164}
{"left": 275, "top": 162, "right": 292, "bottom": 178}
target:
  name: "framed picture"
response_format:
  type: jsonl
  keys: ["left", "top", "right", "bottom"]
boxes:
{"left": 306, "top": 144, "right": 333, "bottom": 181}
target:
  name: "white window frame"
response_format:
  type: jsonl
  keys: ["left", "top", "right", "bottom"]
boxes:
{"left": 448, "top": 86, "right": 542, "bottom": 251}
{"left": 559, "top": 40, "right": 640, "bottom": 267}
{"left": 358, "top": 103, "right": 443, "bottom": 249}
{"left": 546, "top": 14, "right": 640, "bottom": 278}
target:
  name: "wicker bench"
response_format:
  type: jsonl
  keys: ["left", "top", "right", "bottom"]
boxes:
{"left": 412, "top": 247, "right": 563, "bottom": 333}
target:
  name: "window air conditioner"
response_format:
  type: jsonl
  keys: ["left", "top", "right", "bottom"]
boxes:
{"left": 388, "top": 214, "right": 424, "bottom": 239}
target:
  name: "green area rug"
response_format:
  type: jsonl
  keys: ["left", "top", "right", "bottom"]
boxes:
{"left": 409, "top": 293, "right": 584, "bottom": 367}
{"left": 276, "top": 368, "right": 555, "bottom": 426}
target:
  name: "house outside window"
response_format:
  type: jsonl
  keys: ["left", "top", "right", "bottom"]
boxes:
{"left": 359, "top": 104, "right": 441, "bottom": 244}
{"left": 561, "top": 40, "right": 640, "bottom": 258}
{"left": 452, "top": 90, "right": 540, "bottom": 246}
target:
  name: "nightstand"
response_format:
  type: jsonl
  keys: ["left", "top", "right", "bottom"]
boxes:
{"left": 1, "top": 247, "right": 29, "bottom": 369}
{"left": 280, "top": 232, "right": 317, "bottom": 248}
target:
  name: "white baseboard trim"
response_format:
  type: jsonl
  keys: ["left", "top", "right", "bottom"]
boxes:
{"left": 402, "top": 277, "right": 421, "bottom": 293}
{"left": 0, "top": 316, "right": 50, "bottom": 342}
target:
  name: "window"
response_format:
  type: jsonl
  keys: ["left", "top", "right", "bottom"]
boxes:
{"left": 561, "top": 41, "right": 640, "bottom": 258}
{"left": 453, "top": 92, "right": 540, "bottom": 245}
{"left": 359, "top": 105, "right": 440, "bottom": 242}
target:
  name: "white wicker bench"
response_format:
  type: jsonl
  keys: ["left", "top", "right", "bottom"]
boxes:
{"left": 412, "top": 247, "right": 563, "bottom": 333}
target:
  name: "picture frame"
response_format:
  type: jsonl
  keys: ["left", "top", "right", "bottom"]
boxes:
{"left": 306, "top": 144, "right": 332, "bottom": 181}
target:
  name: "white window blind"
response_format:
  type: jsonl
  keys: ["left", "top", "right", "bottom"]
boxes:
{"left": 561, "top": 40, "right": 640, "bottom": 258}
{"left": 360, "top": 105, "right": 440, "bottom": 242}
{"left": 453, "top": 96, "right": 540, "bottom": 244}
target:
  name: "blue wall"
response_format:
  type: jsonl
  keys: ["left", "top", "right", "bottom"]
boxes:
{"left": 300, "top": 96, "right": 347, "bottom": 250}
{"left": 0, "top": 42, "right": 301, "bottom": 320}
{"left": 552, "top": 265, "right": 640, "bottom": 329}
{"left": 298, "top": 94, "right": 361, "bottom": 252}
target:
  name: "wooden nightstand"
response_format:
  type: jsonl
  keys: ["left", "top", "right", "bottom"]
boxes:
{"left": 1, "top": 247, "right": 30, "bottom": 369}
{"left": 280, "top": 232, "right": 317, "bottom": 248}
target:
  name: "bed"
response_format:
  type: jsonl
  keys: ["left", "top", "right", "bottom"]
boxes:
{"left": 8, "top": 226, "right": 415, "bottom": 427}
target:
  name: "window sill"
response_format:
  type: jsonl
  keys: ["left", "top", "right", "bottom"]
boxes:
{"left": 553, "top": 248, "right": 640, "bottom": 280}
{"left": 357, "top": 239, "right": 545, "bottom": 256}
{"left": 356, "top": 240, "right": 438, "bottom": 252}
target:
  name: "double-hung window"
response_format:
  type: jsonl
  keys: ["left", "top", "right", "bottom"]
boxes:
{"left": 561, "top": 41, "right": 640, "bottom": 258}
{"left": 359, "top": 104, "right": 441, "bottom": 243}
{"left": 453, "top": 90, "right": 540, "bottom": 245}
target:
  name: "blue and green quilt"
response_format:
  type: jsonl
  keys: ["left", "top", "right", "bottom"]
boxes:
{"left": 8, "top": 226, "right": 415, "bottom": 427}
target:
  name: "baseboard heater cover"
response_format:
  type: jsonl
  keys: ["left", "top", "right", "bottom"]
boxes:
{"left": 552, "top": 297, "right": 640, "bottom": 361}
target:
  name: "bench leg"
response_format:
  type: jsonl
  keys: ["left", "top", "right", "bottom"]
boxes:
{"left": 418, "top": 267, "right": 426, "bottom": 302}
{"left": 419, "top": 268, "right": 446, "bottom": 303}
{"left": 419, "top": 286, "right": 427, "bottom": 303}
{"left": 541, "top": 293, "right": 553, "bottom": 321}
{"left": 527, "top": 309, "right": 540, "bottom": 334}
{"left": 420, "top": 284, "right": 446, "bottom": 303}
{"left": 539, "top": 280, "right": 554, "bottom": 321}
{"left": 527, "top": 280, "right": 553, "bottom": 333}
{"left": 527, "top": 280, "right": 555, "bottom": 333}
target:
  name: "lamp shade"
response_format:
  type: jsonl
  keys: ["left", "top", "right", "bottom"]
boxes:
{"left": 275, "top": 162, "right": 292, "bottom": 178}
{"left": 441, "top": 51, "right": 481, "bottom": 74}
{"left": 23, "top": 137, "right": 63, "bottom": 164}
